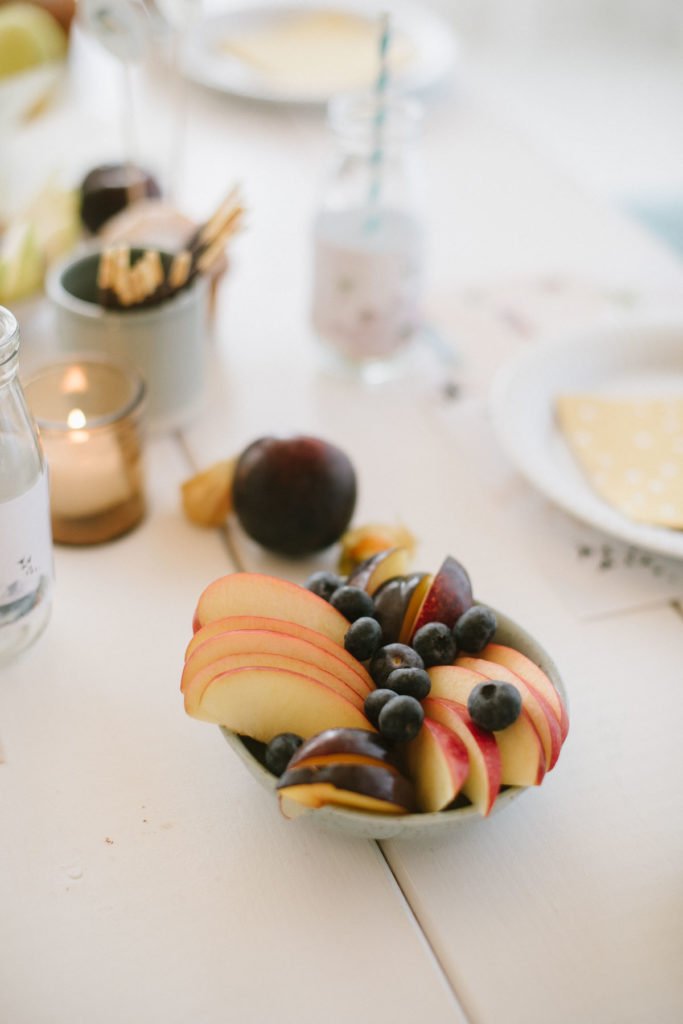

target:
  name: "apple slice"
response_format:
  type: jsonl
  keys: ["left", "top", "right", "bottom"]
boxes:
{"left": 182, "top": 629, "right": 371, "bottom": 700}
{"left": 184, "top": 652, "right": 366, "bottom": 716}
{"left": 422, "top": 698, "right": 501, "bottom": 815}
{"left": 456, "top": 656, "right": 562, "bottom": 771}
{"left": 277, "top": 763, "right": 416, "bottom": 815}
{"left": 192, "top": 573, "right": 350, "bottom": 643}
{"left": 347, "top": 546, "right": 411, "bottom": 596}
{"left": 428, "top": 666, "right": 546, "bottom": 786}
{"left": 185, "top": 616, "right": 372, "bottom": 690}
{"left": 406, "top": 718, "right": 470, "bottom": 812}
{"left": 480, "top": 643, "right": 569, "bottom": 741}
{"left": 194, "top": 665, "right": 374, "bottom": 739}
{"left": 409, "top": 556, "right": 473, "bottom": 640}
{"left": 398, "top": 572, "right": 433, "bottom": 644}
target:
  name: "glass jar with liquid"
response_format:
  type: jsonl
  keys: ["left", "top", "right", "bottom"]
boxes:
{"left": 311, "top": 92, "right": 424, "bottom": 372}
{"left": 0, "top": 307, "right": 53, "bottom": 665}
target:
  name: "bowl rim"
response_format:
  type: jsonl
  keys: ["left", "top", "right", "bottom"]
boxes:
{"left": 219, "top": 604, "right": 567, "bottom": 834}
{"left": 46, "top": 245, "right": 206, "bottom": 323}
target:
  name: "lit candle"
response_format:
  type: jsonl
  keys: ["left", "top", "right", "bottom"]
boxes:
{"left": 24, "top": 358, "right": 147, "bottom": 545}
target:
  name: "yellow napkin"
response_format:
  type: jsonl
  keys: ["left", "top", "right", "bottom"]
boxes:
{"left": 219, "top": 12, "right": 413, "bottom": 94}
{"left": 556, "top": 394, "right": 683, "bottom": 528}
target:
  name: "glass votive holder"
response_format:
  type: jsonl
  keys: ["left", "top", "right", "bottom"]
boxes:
{"left": 24, "top": 356, "right": 147, "bottom": 545}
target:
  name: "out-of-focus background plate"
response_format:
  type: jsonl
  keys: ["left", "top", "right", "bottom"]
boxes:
{"left": 180, "top": 1, "right": 457, "bottom": 105}
{"left": 490, "top": 319, "right": 683, "bottom": 560}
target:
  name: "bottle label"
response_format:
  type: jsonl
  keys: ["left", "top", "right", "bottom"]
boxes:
{"left": 311, "top": 208, "right": 423, "bottom": 361}
{"left": 0, "top": 469, "right": 53, "bottom": 611}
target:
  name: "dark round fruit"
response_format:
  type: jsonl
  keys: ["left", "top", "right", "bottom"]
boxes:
{"left": 364, "top": 688, "right": 398, "bottom": 728}
{"left": 232, "top": 435, "right": 357, "bottom": 557}
{"left": 454, "top": 605, "right": 497, "bottom": 654}
{"left": 467, "top": 681, "right": 521, "bottom": 731}
{"left": 265, "top": 733, "right": 304, "bottom": 776}
{"left": 412, "top": 621, "right": 457, "bottom": 667}
{"left": 330, "top": 585, "right": 375, "bottom": 623}
{"left": 385, "top": 666, "right": 431, "bottom": 701}
{"left": 80, "top": 163, "right": 161, "bottom": 234}
{"left": 344, "top": 617, "right": 383, "bottom": 660}
{"left": 369, "top": 643, "right": 424, "bottom": 687}
{"left": 305, "top": 570, "right": 345, "bottom": 602}
{"left": 378, "top": 695, "right": 424, "bottom": 743}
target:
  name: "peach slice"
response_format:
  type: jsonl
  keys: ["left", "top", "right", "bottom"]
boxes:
{"left": 185, "top": 615, "right": 372, "bottom": 691}
{"left": 192, "top": 573, "right": 350, "bottom": 643}
{"left": 195, "top": 666, "right": 374, "bottom": 740}
{"left": 183, "top": 652, "right": 366, "bottom": 716}
{"left": 182, "top": 628, "right": 371, "bottom": 700}
{"left": 481, "top": 643, "right": 569, "bottom": 741}
{"left": 277, "top": 763, "right": 415, "bottom": 815}
{"left": 456, "top": 656, "right": 563, "bottom": 771}
{"left": 406, "top": 718, "right": 470, "bottom": 812}
{"left": 428, "top": 666, "right": 546, "bottom": 786}
{"left": 422, "top": 698, "right": 501, "bottom": 815}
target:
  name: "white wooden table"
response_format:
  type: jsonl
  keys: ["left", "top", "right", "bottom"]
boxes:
{"left": 2, "top": 30, "right": 683, "bottom": 1024}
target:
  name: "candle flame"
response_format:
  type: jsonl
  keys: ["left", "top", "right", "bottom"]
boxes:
{"left": 62, "top": 366, "right": 89, "bottom": 395}
{"left": 67, "top": 408, "right": 87, "bottom": 429}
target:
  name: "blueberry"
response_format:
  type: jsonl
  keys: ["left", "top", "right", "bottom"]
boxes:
{"left": 330, "top": 585, "right": 375, "bottom": 622}
{"left": 305, "top": 570, "right": 346, "bottom": 602}
{"left": 467, "top": 681, "right": 521, "bottom": 731}
{"left": 412, "top": 622, "right": 457, "bottom": 667}
{"left": 369, "top": 643, "right": 424, "bottom": 687}
{"left": 378, "top": 695, "right": 424, "bottom": 743}
{"left": 265, "top": 733, "right": 303, "bottom": 775}
{"left": 364, "top": 688, "right": 398, "bottom": 727}
{"left": 344, "top": 616, "right": 383, "bottom": 661}
{"left": 454, "top": 606, "right": 497, "bottom": 654}
{"left": 385, "top": 666, "right": 431, "bottom": 700}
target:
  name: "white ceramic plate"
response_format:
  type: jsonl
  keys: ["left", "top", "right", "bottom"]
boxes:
{"left": 180, "top": 1, "right": 457, "bottom": 106}
{"left": 221, "top": 607, "right": 566, "bottom": 840}
{"left": 490, "top": 318, "right": 683, "bottom": 560}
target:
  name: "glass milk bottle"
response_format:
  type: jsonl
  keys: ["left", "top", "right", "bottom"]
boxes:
{"left": 311, "top": 92, "right": 424, "bottom": 372}
{"left": 0, "top": 307, "right": 53, "bottom": 664}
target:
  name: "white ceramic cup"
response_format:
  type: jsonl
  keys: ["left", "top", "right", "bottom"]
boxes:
{"left": 47, "top": 249, "right": 208, "bottom": 432}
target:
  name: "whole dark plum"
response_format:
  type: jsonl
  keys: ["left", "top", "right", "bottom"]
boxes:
{"left": 232, "top": 435, "right": 357, "bottom": 557}
{"left": 80, "top": 163, "right": 161, "bottom": 234}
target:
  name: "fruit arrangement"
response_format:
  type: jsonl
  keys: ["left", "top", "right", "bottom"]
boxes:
{"left": 182, "top": 548, "right": 569, "bottom": 821}
{"left": 182, "top": 434, "right": 415, "bottom": 571}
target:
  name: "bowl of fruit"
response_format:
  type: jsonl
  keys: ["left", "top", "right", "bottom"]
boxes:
{"left": 181, "top": 547, "right": 569, "bottom": 840}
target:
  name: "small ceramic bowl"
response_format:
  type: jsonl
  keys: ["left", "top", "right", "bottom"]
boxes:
{"left": 221, "top": 608, "right": 567, "bottom": 840}
{"left": 47, "top": 248, "right": 208, "bottom": 432}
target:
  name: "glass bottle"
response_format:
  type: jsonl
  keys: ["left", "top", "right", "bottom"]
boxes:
{"left": 0, "top": 307, "right": 53, "bottom": 665}
{"left": 311, "top": 91, "right": 424, "bottom": 373}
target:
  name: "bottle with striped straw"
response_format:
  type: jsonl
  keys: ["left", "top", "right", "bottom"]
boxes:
{"left": 311, "top": 14, "right": 425, "bottom": 378}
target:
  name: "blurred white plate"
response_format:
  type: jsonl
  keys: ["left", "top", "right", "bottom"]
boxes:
{"left": 180, "top": 1, "right": 456, "bottom": 105}
{"left": 490, "top": 318, "right": 683, "bottom": 560}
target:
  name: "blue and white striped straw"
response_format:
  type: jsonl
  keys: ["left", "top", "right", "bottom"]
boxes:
{"left": 365, "top": 12, "right": 392, "bottom": 232}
